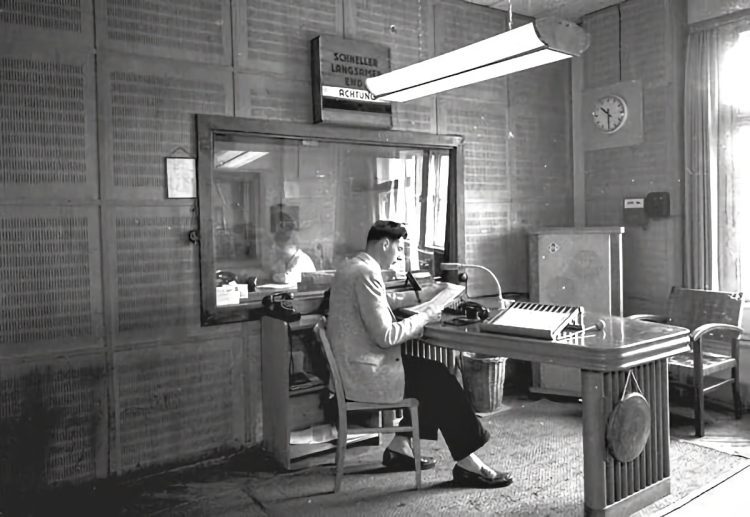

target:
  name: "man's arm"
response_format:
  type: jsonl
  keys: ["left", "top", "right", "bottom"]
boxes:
{"left": 355, "top": 268, "right": 429, "bottom": 348}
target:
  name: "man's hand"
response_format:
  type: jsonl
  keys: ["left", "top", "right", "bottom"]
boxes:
{"left": 420, "top": 305, "right": 443, "bottom": 323}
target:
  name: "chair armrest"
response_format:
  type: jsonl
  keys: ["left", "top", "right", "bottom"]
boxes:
{"left": 692, "top": 323, "right": 744, "bottom": 342}
{"left": 627, "top": 314, "right": 669, "bottom": 323}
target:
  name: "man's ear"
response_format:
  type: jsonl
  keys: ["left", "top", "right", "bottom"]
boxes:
{"left": 381, "top": 238, "right": 390, "bottom": 251}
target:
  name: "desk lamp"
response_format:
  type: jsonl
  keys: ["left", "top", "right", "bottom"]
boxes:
{"left": 440, "top": 263, "right": 503, "bottom": 301}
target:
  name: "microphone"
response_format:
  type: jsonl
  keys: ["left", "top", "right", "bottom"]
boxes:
{"left": 440, "top": 262, "right": 461, "bottom": 271}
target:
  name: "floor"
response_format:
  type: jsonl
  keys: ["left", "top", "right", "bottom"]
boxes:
{"left": 2, "top": 394, "right": 749, "bottom": 517}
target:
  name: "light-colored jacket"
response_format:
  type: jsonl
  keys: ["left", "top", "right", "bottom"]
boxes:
{"left": 327, "top": 252, "right": 429, "bottom": 403}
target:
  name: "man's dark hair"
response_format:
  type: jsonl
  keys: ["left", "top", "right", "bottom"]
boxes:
{"left": 366, "top": 220, "right": 408, "bottom": 244}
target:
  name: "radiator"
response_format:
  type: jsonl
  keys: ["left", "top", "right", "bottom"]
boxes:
{"left": 403, "top": 339, "right": 460, "bottom": 370}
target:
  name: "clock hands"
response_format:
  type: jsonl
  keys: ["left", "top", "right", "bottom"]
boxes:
{"left": 600, "top": 107, "right": 612, "bottom": 130}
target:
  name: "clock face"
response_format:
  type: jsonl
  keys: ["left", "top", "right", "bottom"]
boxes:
{"left": 592, "top": 95, "right": 628, "bottom": 133}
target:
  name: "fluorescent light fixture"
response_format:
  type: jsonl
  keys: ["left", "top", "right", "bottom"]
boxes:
{"left": 220, "top": 151, "right": 268, "bottom": 169}
{"left": 366, "top": 18, "right": 589, "bottom": 102}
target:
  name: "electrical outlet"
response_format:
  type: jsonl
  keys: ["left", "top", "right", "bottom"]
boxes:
{"left": 623, "top": 197, "right": 647, "bottom": 227}
{"left": 623, "top": 198, "right": 644, "bottom": 209}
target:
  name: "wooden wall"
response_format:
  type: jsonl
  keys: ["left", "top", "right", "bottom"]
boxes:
{"left": 0, "top": 0, "right": 572, "bottom": 491}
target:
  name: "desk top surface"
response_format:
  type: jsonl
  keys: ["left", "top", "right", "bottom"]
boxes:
{"left": 423, "top": 314, "right": 690, "bottom": 371}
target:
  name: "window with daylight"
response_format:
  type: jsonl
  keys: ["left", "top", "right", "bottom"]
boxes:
{"left": 720, "top": 27, "right": 750, "bottom": 294}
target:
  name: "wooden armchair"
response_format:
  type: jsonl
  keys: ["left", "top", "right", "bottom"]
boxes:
{"left": 628, "top": 287, "right": 744, "bottom": 437}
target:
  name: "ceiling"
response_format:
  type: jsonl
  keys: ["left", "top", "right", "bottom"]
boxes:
{"left": 463, "top": 0, "right": 625, "bottom": 21}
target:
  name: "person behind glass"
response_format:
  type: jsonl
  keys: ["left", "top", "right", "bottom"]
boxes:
{"left": 271, "top": 230, "right": 316, "bottom": 285}
{"left": 326, "top": 220, "right": 512, "bottom": 488}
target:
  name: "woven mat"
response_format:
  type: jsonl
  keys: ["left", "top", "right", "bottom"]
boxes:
{"left": 251, "top": 399, "right": 750, "bottom": 516}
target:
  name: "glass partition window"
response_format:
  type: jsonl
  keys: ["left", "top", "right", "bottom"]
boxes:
{"left": 202, "top": 129, "right": 457, "bottom": 314}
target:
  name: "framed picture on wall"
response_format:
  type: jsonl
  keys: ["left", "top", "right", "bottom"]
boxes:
{"left": 165, "top": 157, "right": 197, "bottom": 198}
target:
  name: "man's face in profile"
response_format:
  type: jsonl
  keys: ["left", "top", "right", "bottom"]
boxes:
{"left": 385, "top": 237, "right": 405, "bottom": 267}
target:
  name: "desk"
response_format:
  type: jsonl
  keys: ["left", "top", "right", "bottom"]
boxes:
{"left": 422, "top": 314, "right": 690, "bottom": 517}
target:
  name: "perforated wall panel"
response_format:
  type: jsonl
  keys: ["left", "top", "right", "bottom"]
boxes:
{"left": 113, "top": 206, "right": 200, "bottom": 340}
{"left": 98, "top": 56, "right": 232, "bottom": 200}
{"left": 435, "top": 2, "right": 507, "bottom": 102}
{"left": 621, "top": 1, "right": 668, "bottom": 87}
{"left": 0, "top": 0, "right": 93, "bottom": 47}
{"left": 582, "top": 8, "right": 621, "bottom": 89}
{"left": 95, "top": 0, "right": 231, "bottom": 65}
{"left": 237, "top": 0, "right": 341, "bottom": 74}
{"left": 351, "top": 0, "right": 435, "bottom": 132}
{"left": 235, "top": 73, "right": 312, "bottom": 123}
{"left": 0, "top": 49, "right": 97, "bottom": 199}
{"left": 0, "top": 207, "right": 102, "bottom": 352}
{"left": 233, "top": 1, "right": 341, "bottom": 121}
{"left": 115, "top": 337, "right": 241, "bottom": 472}
{"left": 510, "top": 64, "right": 572, "bottom": 209}
{"left": 0, "top": 353, "right": 106, "bottom": 490}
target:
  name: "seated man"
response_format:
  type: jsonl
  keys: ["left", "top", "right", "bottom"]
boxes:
{"left": 271, "top": 230, "right": 316, "bottom": 285}
{"left": 327, "top": 220, "right": 512, "bottom": 488}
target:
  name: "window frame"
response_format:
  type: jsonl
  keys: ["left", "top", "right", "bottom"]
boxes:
{"left": 195, "top": 115, "right": 465, "bottom": 325}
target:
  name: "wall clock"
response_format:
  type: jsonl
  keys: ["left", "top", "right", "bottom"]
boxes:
{"left": 582, "top": 81, "right": 643, "bottom": 151}
{"left": 592, "top": 94, "right": 628, "bottom": 134}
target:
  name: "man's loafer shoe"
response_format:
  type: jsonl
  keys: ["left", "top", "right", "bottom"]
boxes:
{"left": 382, "top": 449, "right": 437, "bottom": 471}
{"left": 452, "top": 465, "right": 513, "bottom": 488}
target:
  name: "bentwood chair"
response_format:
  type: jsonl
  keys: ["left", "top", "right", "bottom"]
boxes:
{"left": 628, "top": 287, "right": 744, "bottom": 437}
{"left": 313, "top": 317, "right": 421, "bottom": 492}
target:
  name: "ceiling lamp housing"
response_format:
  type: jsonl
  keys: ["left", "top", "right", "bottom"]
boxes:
{"left": 366, "top": 17, "right": 590, "bottom": 102}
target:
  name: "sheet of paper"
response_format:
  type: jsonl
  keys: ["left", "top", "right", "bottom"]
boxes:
{"left": 401, "top": 282, "right": 466, "bottom": 315}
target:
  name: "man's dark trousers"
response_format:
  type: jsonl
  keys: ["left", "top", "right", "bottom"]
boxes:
{"left": 400, "top": 353, "right": 490, "bottom": 460}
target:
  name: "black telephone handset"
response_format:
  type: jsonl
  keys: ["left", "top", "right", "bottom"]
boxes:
{"left": 456, "top": 301, "right": 490, "bottom": 320}
{"left": 262, "top": 292, "right": 301, "bottom": 322}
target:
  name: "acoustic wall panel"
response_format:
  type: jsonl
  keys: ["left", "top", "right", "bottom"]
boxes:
{"left": 582, "top": 8, "right": 621, "bottom": 89}
{"left": 0, "top": 0, "right": 94, "bottom": 49}
{"left": 349, "top": 0, "right": 436, "bottom": 132}
{"left": 439, "top": 98, "right": 508, "bottom": 203}
{"left": 434, "top": 2, "right": 507, "bottom": 102}
{"left": 112, "top": 206, "right": 201, "bottom": 341}
{"left": 98, "top": 55, "right": 232, "bottom": 200}
{"left": 95, "top": 0, "right": 231, "bottom": 65}
{"left": 0, "top": 206, "right": 103, "bottom": 354}
{"left": 0, "top": 353, "right": 106, "bottom": 491}
{"left": 235, "top": 0, "right": 342, "bottom": 74}
{"left": 115, "top": 337, "right": 242, "bottom": 472}
{"left": 235, "top": 73, "right": 312, "bottom": 123}
{"left": 0, "top": 48, "right": 98, "bottom": 200}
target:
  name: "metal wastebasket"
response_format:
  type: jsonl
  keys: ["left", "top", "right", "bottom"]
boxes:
{"left": 461, "top": 352, "right": 507, "bottom": 413}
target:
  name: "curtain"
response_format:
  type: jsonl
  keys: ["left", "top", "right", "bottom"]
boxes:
{"left": 683, "top": 28, "right": 720, "bottom": 289}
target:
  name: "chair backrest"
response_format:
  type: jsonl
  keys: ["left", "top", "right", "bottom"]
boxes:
{"left": 313, "top": 317, "right": 347, "bottom": 404}
{"left": 666, "top": 287, "right": 743, "bottom": 332}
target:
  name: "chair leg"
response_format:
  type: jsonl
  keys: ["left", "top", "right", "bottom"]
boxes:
{"left": 409, "top": 405, "right": 421, "bottom": 490}
{"left": 334, "top": 413, "right": 347, "bottom": 492}
{"left": 733, "top": 366, "right": 743, "bottom": 420}
{"left": 694, "top": 383, "right": 705, "bottom": 438}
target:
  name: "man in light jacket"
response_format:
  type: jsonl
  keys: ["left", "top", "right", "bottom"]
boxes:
{"left": 327, "top": 220, "right": 512, "bottom": 488}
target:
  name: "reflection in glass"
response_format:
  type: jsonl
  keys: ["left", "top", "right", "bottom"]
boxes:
{"left": 208, "top": 133, "right": 452, "bottom": 305}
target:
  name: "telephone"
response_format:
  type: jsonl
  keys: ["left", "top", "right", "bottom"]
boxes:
{"left": 444, "top": 301, "right": 490, "bottom": 320}
{"left": 262, "top": 292, "right": 301, "bottom": 322}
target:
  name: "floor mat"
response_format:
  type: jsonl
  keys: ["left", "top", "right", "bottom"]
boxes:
{"left": 251, "top": 399, "right": 750, "bottom": 516}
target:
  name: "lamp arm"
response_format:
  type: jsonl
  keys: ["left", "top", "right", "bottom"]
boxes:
{"left": 463, "top": 264, "right": 503, "bottom": 300}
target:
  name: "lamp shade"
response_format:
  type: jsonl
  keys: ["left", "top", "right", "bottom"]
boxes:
{"left": 366, "top": 17, "right": 590, "bottom": 102}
